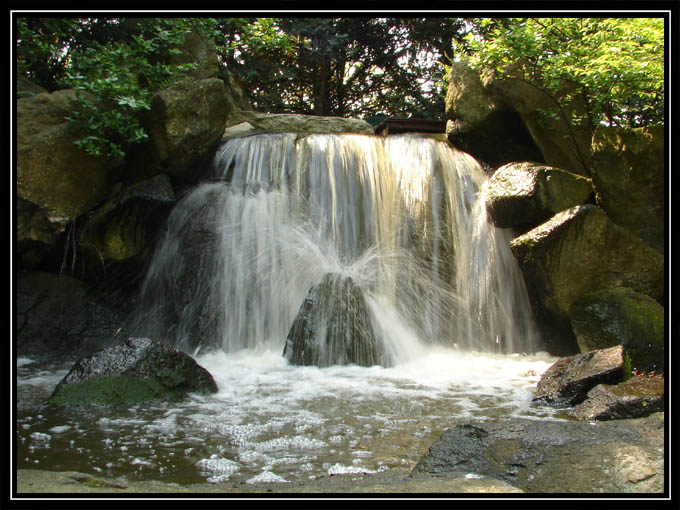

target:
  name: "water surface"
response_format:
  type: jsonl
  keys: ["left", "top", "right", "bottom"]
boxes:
{"left": 16, "top": 349, "right": 562, "bottom": 486}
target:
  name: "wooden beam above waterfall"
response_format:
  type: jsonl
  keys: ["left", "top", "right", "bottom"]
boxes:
{"left": 374, "top": 118, "right": 447, "bottom": 136}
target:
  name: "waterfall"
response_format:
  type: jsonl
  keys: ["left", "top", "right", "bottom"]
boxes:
{"left": 135, "top": 133, "right": 537, "bottom": 363}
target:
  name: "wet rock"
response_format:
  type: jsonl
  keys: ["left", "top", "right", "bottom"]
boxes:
{"left": 283, "top": 273, "right": 391, "bottom": 368}
{"left": 569, "top": 287, "right": 664, "bottom": 373}
{"left": 413, "top": 413, "right": 664, "bottom": 493}
{"left": 569, "top": 375, "right": 665, "bottom": 421}
{"left": 49, "top": 337, "right": 218, "bottom": 407}
{"left": 484, "top": 161, "right": 593, "bottom": 229}
{"left": 509, "top": 204, "right": 664, "bottom": 355}
{"left": 533, "top": 345, "right": 630, "bottom": 407}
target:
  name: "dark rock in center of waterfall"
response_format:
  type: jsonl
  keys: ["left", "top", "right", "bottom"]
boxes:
{"left": 48, "top": 337, "right": 218, "bottom": 407}
{"left": 283, "top": 273, "right": 391, "bottom": 368}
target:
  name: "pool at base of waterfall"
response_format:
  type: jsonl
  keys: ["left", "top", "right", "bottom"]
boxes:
{"left": 15, "top": 348, "right": 563, "bottom": 486}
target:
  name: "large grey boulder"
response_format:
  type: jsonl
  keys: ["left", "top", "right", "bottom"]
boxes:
{"left": 484, "top": 161, "right": 594, "bottom": 229}
{"left": 283, "top": 273, "right": 391, "bottom": 368}
{"left": 127, "top": 78, "right": 230, "bottom": 182}
{"left": 532, "top": 345, "right": 630, "bottom": 407}
{"left": 569, "top": 287, "right": 664, "bottom": 373}
{"left": 48, "top": 337, "right": 218, "bottom": 407}
{"left": 413, "top": 413, "right": 664, "bottom": 493}
{"left": 17, "top": 90, "right": 124, "bottom": 265}
{"left": 509, "top": 204, "right": 664, "bottom": 355}
{"left": 446, "top": 60, "right": 592, "bottom": 174}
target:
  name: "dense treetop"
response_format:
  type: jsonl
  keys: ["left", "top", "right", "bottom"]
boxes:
{"left": 15, "top": 16, "right": 665, "bottom": 158}
{"left": 462, "top": 18, "right": 665, "bottom": 129}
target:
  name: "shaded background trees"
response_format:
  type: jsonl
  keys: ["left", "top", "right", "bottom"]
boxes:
{"left": 214, "top": 17, "right": 468, "bottom": 119}
{"left": 16, "top": 16, "right": 664, "bottom": 159}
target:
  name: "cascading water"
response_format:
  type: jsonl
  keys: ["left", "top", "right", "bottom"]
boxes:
{"left": 17, "top": 133, "right": 560, "bottom": 486}
{"left": 135, "top": 133, "right": 537, "bottom": 361}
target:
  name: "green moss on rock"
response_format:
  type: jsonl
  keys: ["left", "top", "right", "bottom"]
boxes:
{"left": 48, "top": 337, "right": 218, "bottom": 407}
{"left": 47, "top": 374, "right": 187, "bottom": 407}
{"left": 569, "top": 287, "right": 664, "bottom": 372}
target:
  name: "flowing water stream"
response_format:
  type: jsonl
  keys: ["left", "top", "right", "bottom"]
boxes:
{"left": 16, "top": 133, "right": 564, "bottom": 486}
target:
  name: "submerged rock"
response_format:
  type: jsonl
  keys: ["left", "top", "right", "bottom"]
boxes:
{"left": 533, "top": 345, "right": 630, "bottom": 407}
{"left": 569, "top": 375, "right": 665, "bottom": 421}
{"left": 413, "top": 413, "right": 664, "bottom": 493}
{"left": 283, "top": 273, "right": 391, "bottom": 368}
{"left": 48, "top": 337, "right": 218, "bottom": 407}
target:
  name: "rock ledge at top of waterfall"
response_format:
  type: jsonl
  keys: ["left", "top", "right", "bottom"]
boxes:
{"left": 48, "top": 337, "right": 218, "bottom": 407}
{"left": 223, "top": 112, "right": 374, "bottom": 140}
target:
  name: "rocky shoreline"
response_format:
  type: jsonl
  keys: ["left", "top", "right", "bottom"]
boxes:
{"left": 15, "top": 467, "right": 523, "bottom": 495}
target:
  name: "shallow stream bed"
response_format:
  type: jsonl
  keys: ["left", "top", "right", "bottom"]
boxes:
{"left": 16, "top": 348, "right": 563, "bottom": 487}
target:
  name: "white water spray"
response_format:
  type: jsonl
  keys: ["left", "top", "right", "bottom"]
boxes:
{"left": 136, "top": 133, "right": 537, "bottom": 363}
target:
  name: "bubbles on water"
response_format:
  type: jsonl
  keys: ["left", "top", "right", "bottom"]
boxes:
{"left": 246, "top": 470, "right": 289, "bottom": 484}
{"left": 196, "top": 455, "right": 240, "bottom": 483}
{"left": 16, "top": 347, "right": 561, "bottom": 485}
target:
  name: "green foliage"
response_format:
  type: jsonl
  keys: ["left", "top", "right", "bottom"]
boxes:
{"left": 16, "top": 17, "right": 470, "bottom": 152}
{"left": 463, "top": 18, "right": 665, "bottom": 129}
{"left": 16, "top": 17, "right": 213, "bottom": 159}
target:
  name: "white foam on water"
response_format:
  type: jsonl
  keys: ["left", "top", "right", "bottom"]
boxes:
{"left": 246, "top": 471, "right": 289, "bottom": 484}
{"left": 196, "top": 455, "right": 240, "bottom": 481}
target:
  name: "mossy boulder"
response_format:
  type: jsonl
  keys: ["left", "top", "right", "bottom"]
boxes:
{"left": 590, "top": 125, "right": 665, "bottom": 253}
{"left": 78, "top": 174, "right": 175, "bottom": 274}
{"left": 484, "top": 161, "right": 594, "bottom": 229}
{"left": 126, "top": 78, "right": 230, "bottom": 183}
{"left": 445, "top": 60, "right": 592, "bottom": 174}
{"left": 569, "top": 287, "right": 664, "bottom": 372}
{"left": 48, "top": 337, "right": 218, "bottom": 407}
{"left": 509, "top": 204, "right": 664, "bottom": 355}
{"left": 17, "top": 89, "right": 124, "bottom": 265}
{"left": 283, "top": 273, "right": 391, "bottom": 368}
